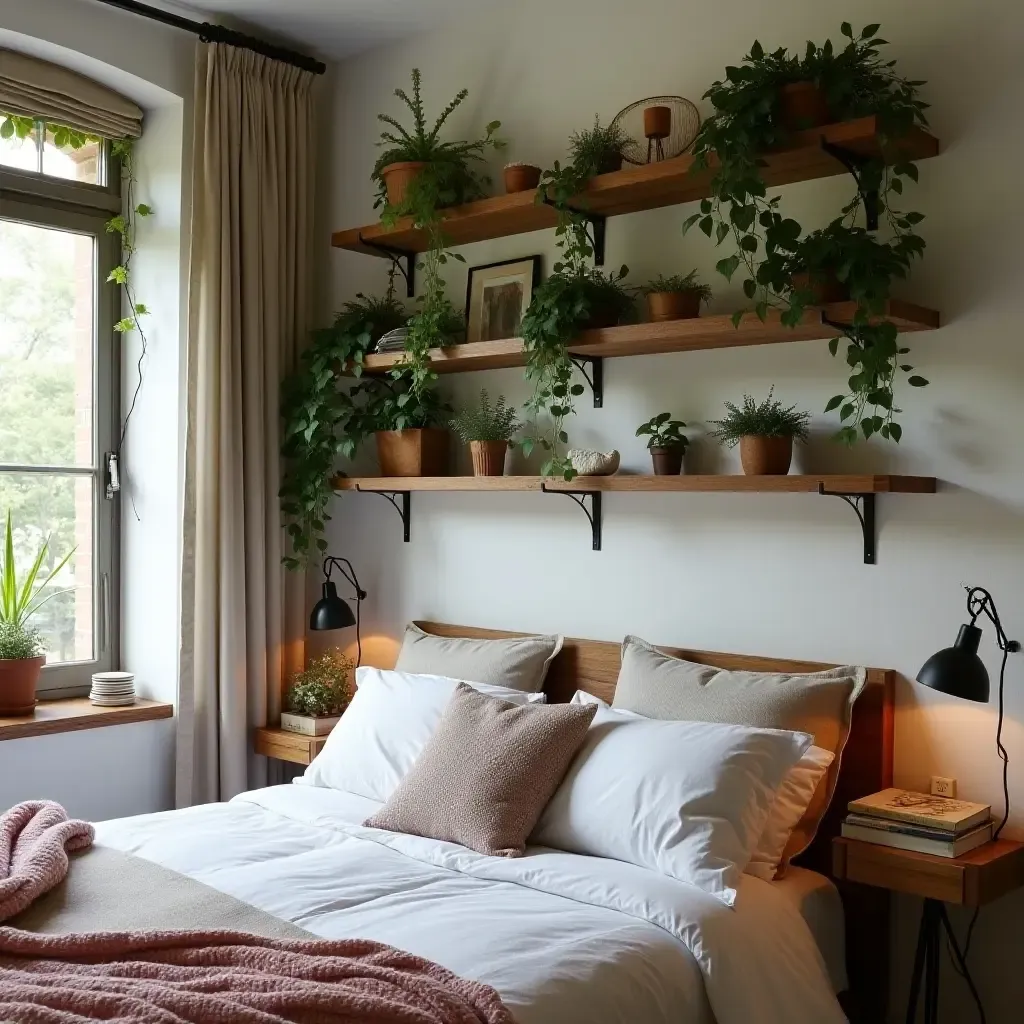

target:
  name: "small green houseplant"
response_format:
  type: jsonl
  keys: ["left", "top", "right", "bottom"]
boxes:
{"left": 636, "top": 413, "right": 690, "bottom": 476}
{"left": 0, "top": 511, "right": 74, "bottom": 715}
{"left": 568, "top": 116, "right": 630, "bottom": 176}
{"left": 710, "top": 389, "right": 811, "bottom": 476}
{"left": 640, "top": 271, "right": 712, "bottom": 322}
{"left": 450, "top": 390, "right": 521, "bottom": 477}
{"left": 281, "top": 650, "right": 354, "bottom": 736}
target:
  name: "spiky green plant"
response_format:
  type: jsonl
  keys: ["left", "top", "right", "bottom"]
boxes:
{"left": 640, "top": 271, "right": 713, "bottom": 303}
{"left": 0, "top": 511, "right": 75, "bottom": 630}
{"left": 568, "top": 116, "right": 630, "bottom": 175}
{"left": 710, "top": 388, "right": 811, "bottom": 445}
{"left": 450, "top": 390, "right": 522, "bottom": 443}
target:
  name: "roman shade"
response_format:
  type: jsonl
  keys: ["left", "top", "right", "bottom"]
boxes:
{"left": 0, "top": 49, "right": 143, "bottom": 139}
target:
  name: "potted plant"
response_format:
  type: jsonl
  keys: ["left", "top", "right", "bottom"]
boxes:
{"left": 281, "top": 650, "right": 354, "bottom": 736}
{"left": 636, "top": 413, "right": 690, "bottom": 475}
{"left": 504, "top": 162, "right": 542, "bottom": 193}
{"left": 367, "top": 376, "right": 452, "bottom": 477}
{"left": 0, "top": 511, "right": 74, "bottom": 716}
{"left": 569, "top": 116, "right": 630, "bottom": 176}
{"left": 372, "top": 69, "right": 503, "bottom": 213}
{"left": 450, "top": 390, "right": 521, "bottom": 477}
{"left": 640, "top": 271, "right": 712, "bottom": 322}
{"left": 280, "top": 286, "right": 409, "bottom": 567}
{"left": 710, "top": 388, "right": 811, "bottom": 475}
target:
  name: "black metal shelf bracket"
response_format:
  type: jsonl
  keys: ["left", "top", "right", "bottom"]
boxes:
{"left": 539, "top": 195, "right": 607, "bottom": 266}
{"left": 569, "top": 356, "right": 604, "bottom": 408}
{"left": 357, "top": 233, "right": 416, "bottom": 297}
{"left": 540, "top": 485, "right": 602, "bottom": 550}
{"left": 818, "top": 483, "right": 877, "bottom": 565}
{"left": 820, "top": 139, "right": 880, "bottom": 231}
{"left": 355, "top": 486, "right": 411, "bottom": 542}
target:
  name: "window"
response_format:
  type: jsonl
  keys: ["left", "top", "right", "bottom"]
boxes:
{"left": 0, "top": 118, "right": 106, "bottom": 186}
{"left": 1, "top": 133, "right": 119, "bottom": 697}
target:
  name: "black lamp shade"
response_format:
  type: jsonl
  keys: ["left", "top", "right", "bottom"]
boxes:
{"left": 309, "top": 581, "right": 356, "bottom": 631}
{"left": 916, "top": 624, "right": 990, "bottom": 703}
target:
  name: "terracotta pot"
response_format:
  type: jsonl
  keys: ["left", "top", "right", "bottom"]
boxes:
{"left": 647, "top": 290, "right": 701, "bottom": 322}
{"left": 595, "top": 153, "right": 624, "bottom": 175}
{"left": 469, "top": 440, "right": 509, "bottom": 476}
{"left": 0, "top": 656, "right": 44, "bottom": 716}
{"left": 650, "top": 447, "right": 684, "bottom": 476}
{"left": 790, "top": 270, "right": 850, "bottom": 305}
{"left": 643, "top": 105, "right": 672, "bottom": 140}
{"left": 504, "top": 164, "right": 542, "bottom": 193}
{"left": 375, "top": 428, "right": 450, "bottom": 477}
{"left": 380, "top": 161, "right": 428, "bottom": 206}
{"left": 739, "top": 435, "right": 793, "bottom": 476}
{"left": 778, "top": 82, "right": 831, "bottom": 131}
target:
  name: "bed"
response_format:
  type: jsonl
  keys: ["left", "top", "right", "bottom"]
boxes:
{"left": 95, "top": 622, "right": 894, "bottom": 1024}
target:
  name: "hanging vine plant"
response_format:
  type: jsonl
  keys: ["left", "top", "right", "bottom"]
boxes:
{"left": 520, "top": 118, "right": 634, "bottom": 479}
{"left": 683, "top": 23, "right": 930, "bottom": 442}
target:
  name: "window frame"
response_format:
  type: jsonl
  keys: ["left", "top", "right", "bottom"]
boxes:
{"left": 0, "top": 165, "right": 122, "bottom": 699}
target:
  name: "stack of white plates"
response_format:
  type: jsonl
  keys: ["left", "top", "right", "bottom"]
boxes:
{"left": 90, "top": 671, "right": 136, "bottom": 707}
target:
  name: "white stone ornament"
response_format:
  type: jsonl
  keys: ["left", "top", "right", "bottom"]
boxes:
{"left": 568, "top": 449, "right": 620, "bottom": 475}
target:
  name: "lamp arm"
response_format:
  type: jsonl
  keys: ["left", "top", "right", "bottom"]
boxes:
{"left": 966, "top": 586, "right": 1021, "bottom": 654}
{"left": 323, "top": 556, "right": 367, "bottom": 601}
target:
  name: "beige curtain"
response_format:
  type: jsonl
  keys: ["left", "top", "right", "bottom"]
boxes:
{"left": 0, "top": 48, "right": 143, "bottom": 137}
{"left": 177, "top": 42, "right": 314, "bottom": 806}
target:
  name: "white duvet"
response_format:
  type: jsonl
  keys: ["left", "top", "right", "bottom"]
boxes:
{"left": 96, "top": 784, "right": 846, "bottom": 1024}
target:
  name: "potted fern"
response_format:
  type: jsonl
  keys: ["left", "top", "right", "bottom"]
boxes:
{"left": 635, "top": 413, "right": 690, "bottom": 475}
{"left": 710, "top": 389, "right": 811, "bottom": 475}
{"left": 568, "top": 116, "right": 630, "bottom": 176}
{"left": 281, "top": 650, "right": 354, "bottom": 736}
{"left": 640, "top": 271, "right": 712, "bottom": 322}
{"left": 450, "top": 390, "right": 521, "bottom": 477}
{"left": 0, "top": 511, "right": 74, "bottom": 715}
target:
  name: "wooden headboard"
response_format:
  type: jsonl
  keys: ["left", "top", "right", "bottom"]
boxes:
{"left": 415, "top": 621, "right": 894, "bottom": 1021}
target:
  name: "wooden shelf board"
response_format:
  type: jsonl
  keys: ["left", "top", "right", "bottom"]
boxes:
{"left": 333, "top": 118, "right": 939, "bottom": 256}
{"left": 332, "top": 474, "right": 937, "bottom": 495}
{"left": 0, "top": 698, "right": 173, "bottom": 742}
{"left": 354, "top": 301, "right": 939, "bottom": 376}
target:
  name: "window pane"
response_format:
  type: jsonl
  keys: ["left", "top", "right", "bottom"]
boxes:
{"left": 0, "top": 472, "right": 94, "bottom": 665}
{"left": 0, "top": 122, "right": 39, "bottom": 172}
{"left": 43, "top": 127, "right": 103, "bottom": 185}
{"left": 0, "top": 219, "right": 95, "bottom": 467}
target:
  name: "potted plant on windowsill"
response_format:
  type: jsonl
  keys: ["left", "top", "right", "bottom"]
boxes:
{"left": 636, "top": 413, "right": 690, "bottom": 475}
{"left": 640, "top": 271, "right": 712, "bottom": 322}
{"left": 450, "top": 390, "right": 521, "bottom": 477}
{"left": 0, "top": 511, "right": 74, "bottom": 716}
{"left": 281, "top": 650, "right": 354, "bottom": 737}
{"left": 710, "top": 389, "right": 811, "bottom": 476}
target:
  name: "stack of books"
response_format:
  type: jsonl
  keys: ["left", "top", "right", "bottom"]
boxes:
{"left": 842, "top": 788, "right": 993, "bottom": 858}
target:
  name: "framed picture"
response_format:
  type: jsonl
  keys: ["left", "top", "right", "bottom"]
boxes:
{"left": 465, "top": 256, "right": 542, "bottom": 344}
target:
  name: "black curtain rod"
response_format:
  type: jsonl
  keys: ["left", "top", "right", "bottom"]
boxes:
{"left": 92, "top": 0, "right": 327, "bottom": 75}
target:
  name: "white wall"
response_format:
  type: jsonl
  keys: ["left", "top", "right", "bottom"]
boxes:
{"left": 320, "top": 0, "right": 1024, "bottom": 1019}
{"left": 1, "top": 0, "right": 195, "bottom": 816}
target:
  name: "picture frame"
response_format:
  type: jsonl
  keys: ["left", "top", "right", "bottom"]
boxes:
{"left": 464, "top": 256, "right": 542, "bottom": 344}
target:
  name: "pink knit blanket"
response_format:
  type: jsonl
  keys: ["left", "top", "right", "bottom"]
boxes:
{"left": 0, "top": 801, "right": 94, "bottom": 923}
{"left": 0, "top": 928, "right": 515, "bottom": 1023}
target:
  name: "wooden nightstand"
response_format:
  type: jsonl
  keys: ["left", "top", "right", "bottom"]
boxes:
{"left": 834, "top": 836, "right": 1024, "bottom": 1022}
{"left": 253, "top": 726, "right": 326, "bottom": 766}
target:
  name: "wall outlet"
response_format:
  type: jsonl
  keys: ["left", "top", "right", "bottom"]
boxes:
{"left": 930, "top": 776, "right": 958, "bottom": 798}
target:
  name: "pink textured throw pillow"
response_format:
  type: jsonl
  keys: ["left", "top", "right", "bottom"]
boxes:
{"left": 365, "top": 683, "right": 596, "bottom": 857}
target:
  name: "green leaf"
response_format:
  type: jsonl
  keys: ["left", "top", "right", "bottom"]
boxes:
{"left": 113, "top": 317, "right": 136, "bottom": 334}
{"left": 133, "top": 303, "right": 150, "bottom": 316}
{"left": 840, "top": 404, "right": 855, "bottom": 422}
{"left": 861, "top": 23, "right": 881, "bottom": 38}
{"left": 135, "top": 203, "right": 154, "bottom": 217}
{"left": 0, "top": 120, "right": 13, "bottom": 140}
{"left": 106, "top": 266, "right": 128, "bottom": 285}
{"left": 828, "top": 337, "right": 839, "bottom": 357}
{"left": 841, "top": 22, "right": 853, "bottom": 37}
{"left": 889, "top": 423, "right": 902, "bottom": 443}
{"left": 699, "top": 216, "right": 714, "bottom": 237}
{"left": 908, "top": 375, "right": 929, "bottom": 387}
{"left": 824, "top": 395, "right": 844, "bottom": 412}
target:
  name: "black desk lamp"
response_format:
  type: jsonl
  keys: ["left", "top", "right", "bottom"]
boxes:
{"left": 917, "top": 585, "right": 1020, "bottom": 838}
{"left": 309, "top": 556, "right": 367, "bottom": 666}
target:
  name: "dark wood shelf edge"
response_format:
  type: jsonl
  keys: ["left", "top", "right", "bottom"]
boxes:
{"left": 0, "top": 698, "right": 174, "bottom": 742}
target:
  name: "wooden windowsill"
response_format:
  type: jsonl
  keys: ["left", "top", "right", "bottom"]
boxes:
{"left": 0, "top": 698, "right": 173, "bottom": 741}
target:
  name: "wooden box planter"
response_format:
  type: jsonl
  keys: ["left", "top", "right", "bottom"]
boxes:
{"left": 376, "top": 428, "right": 450, "bottom": 477}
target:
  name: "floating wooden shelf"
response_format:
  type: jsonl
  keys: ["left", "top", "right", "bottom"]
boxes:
{"left": 332, "top": 117, "right": 939, "bottom": 257}
{"left": 333, "top": 473, "right": 937, "bottom": 564}
{"left": 355, "top": 301, "right": 940, "bottom": 377}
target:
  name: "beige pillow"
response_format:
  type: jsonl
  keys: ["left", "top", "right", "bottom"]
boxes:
{"left": 394, "top": 623, "right": 563, "bottom": 693}
{"left": 613, "top": 636, "right": 866, "bottom": 861}
{"left": 364, "top": 682, "right": 596, "bottom": 857}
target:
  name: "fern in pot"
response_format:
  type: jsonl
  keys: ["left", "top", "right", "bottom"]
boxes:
{"left": 281, "top": 650, "right": 354, "bottom": 736}
{"left": 640, "top": 271, "right": 712, "bottom": 322}
{"left": 710, "top": 388, "right": 810, "bottom": 476}
{"left": 0, "top": 511, "right": 74, "bottom": 716}
{"left": 450, "top": 390, "right": 521, "bottom": 477}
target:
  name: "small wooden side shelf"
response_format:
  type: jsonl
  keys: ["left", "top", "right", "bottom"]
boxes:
{"left": 333, "top": 117, "right": 939, "bottom": 259}
{"left": 332, "top": 474, "right": 937, "bottom": 564}
{"left": 352, "top": 302, "right": 939, "bottom": 379}
{"left": 0, "top": 698, "right": 173, "bottom": 742}
{"left": 254, "top": 726, "right": 326, "bottom": 767}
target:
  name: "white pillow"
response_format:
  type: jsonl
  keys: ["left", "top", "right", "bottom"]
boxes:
{"left": 296, "top": 668, "right": 546, "bottom": 802}
{"left": 532, "top": 691, "right": 812, "bottom": 906}
{"left": 745, "top": 745, "right": 835, "bottom": 881}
